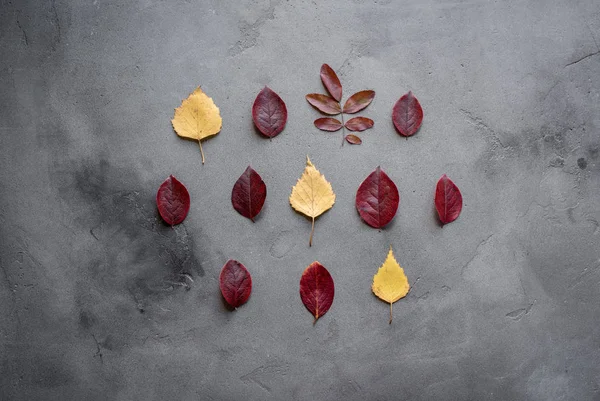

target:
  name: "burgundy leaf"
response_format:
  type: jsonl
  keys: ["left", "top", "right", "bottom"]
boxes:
{"left": 435, "top": 174, "right": 463, "bottom": 224}
{"left": 156, "top": 175, "right": 190, "bottom": 226}
{"left": 231, "top": 166, "right": 267, "bottom": 221}
{"left": 343, "top": 90, "right": 375, "bottom": 114}
{"left": 392, "top": 91, "right": 423, "bottom": 137}
{"left": 355, "top": 167, "right": 400, "bottom": 228}
{"left": 300, "top": 261, "right": 334, "bottom": 323}
{"left": 320, "top": 64, "right": 342, "bottom": 102}
{"left": 219, "top": 260, "right": 252, "bottom": 308}
{"left": 345, "top": 134, "right": 362, "bottom": 145}
{"left": 314, "top": 117, "right": 343, "bottom": 132}
{"left": 345, "top": 117, "right": 374, "bottom": 131}
{"left": 306, "top": 94, "right": 342, "bottom": 115}
{"left": 252, "top": 86, "right": 287, "bottom": 138}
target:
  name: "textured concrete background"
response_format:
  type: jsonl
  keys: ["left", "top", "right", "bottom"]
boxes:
{"left": 1, "top": 0, "right": 599, "bottom": 400}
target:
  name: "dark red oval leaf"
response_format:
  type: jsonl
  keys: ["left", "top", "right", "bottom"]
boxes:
{"left": 355, "top": 167, "right": 399, "bottom": 228}
{"left": 156, "top": 175, "right": 190, "bottom": 226}
{"left": 345, "top": 134, "right": 362, "bottom": 145}
{"left": 345, "top": 117, "right": 374, "bottom": 131}
{"left": 314, "top": 117, "right": 343, "bottom": 132}
{"left": 392, "top": 91, "right": 423, "bottom": 137}
{"left": 343, "top": 90, "right": 375, "bottom": 114}
{"left": 300, "top": 261, "right": 334, "bottom": 322}
{"left": 252, "top": 86, "right": 287, "bottom": 138}
{"left": 435, "top": 174, "right": 463, "bottom": 224}
{"left": 306, "top": 94, "right": 341, "bottom": 115}
{"left": 320, "top": 64, "right": 342, "bottom": 102}
{"left": 219, "top": 259, "right": 252, "bottom": 308}
{"left": 231, "top": 166, "right": 266, "bottom": 221}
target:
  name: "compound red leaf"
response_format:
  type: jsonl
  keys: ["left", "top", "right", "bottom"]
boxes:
{"left": 219, "top": 260, "right": 252, "bottom": 308}
{"left": 306, "top": 94, "right": 341, "bottom": 115}
{"left": 435, "top": 174, "right": 463, "bottom": 224}
{"left": 320, "top": 64, "right": 342, "bottom": 102}
{"left": 314, "top": 117, "right": 343, "bottom": 132}
{"left": 345, "top": 134, "right": 362, "bottom": 145}
{"left": 231, "top": 166, "right": 266, "bottom": 221}
{"left": 392, "top": 91, "right": 423, "bottom": 137}
{"left": 356, "top": 167, "right": 400, "bottom": 228}
{"left": 299, "top": 261, "right": 334, "bottom": 323}
{"left": 345, "top": 117, "right": 374, "bottom": 131}
{"left": 252, "top": 86, "right": 287, "bottom": 138}
{"left": 343, "top": 90, "right": 375, "bottom": 114}
{"left": 156, "top": 175, "right": 190, "bottom": 226}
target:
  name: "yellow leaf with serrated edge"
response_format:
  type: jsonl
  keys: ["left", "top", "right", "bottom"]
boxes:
{"left": 289, "top": 156, "right": 335, "bottom": 247}
{"left": 372, "top": 246, "right": 410, "bottom": 324}
{"left": 172, "top": 87, "right": 222, "bottom": 164}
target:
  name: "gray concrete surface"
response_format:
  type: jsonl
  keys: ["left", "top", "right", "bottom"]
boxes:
{"left": 1, "top": 0, "right": 599, "bottom": 400}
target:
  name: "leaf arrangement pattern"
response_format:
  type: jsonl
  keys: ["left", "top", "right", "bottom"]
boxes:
{"left": 435, "top": 174, "right": 463, "bottom": 224}
{"left": 156, "top": 175, "right": 190, "bottom": 226}
{"left": 372, "top": 246, "right": 410, "bottom": 324}
{"left": 307, "top": 64, "right": 375, "bottom": 145}
{"left": 299, "top": 261, "right": 335, "bottom": 323}
{"left": 289, "top": 156, "right": 336, "bottom": 246}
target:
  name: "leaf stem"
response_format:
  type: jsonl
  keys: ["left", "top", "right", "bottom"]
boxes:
{"left": 389, "top": 302, "right": 393, "bottom": 324}
{"left": 309, "top": 216, "right": 315, "bottom": 247}
{"left": 340, "top": 112, "right": 345, "bottom": 147}
{"left": 198, "top": 140, "right": 205, "bottom": 164}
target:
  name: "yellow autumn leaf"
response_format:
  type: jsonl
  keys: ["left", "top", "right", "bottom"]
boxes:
{"left": 289, "top": 156, "right": 336, "bottom": 246}
{"left": 372, "top": 246, "right": 410, "bottom": 324}
{"left": 171, "top": 87, "right": 222, "bottom": 164}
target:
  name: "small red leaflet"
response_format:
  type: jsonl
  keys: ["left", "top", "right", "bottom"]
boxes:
{"left": 156, "top": 175, "right": 190, "bottom": 226}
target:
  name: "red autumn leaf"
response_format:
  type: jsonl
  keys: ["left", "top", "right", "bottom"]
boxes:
{"left": 343, "top": 90, "right": 375, "bottom": 114}
{"left": 156, "top": 175, "right": 190, "bottom": 226}
{"left": 355, "top": 167, "right": 399, "bottom": 228}
{"left": 345, "top": 117, "right": 374, "bottom": 131}
{"left": 219, "top": 259, "right": 252, "bottom": 308}
{"left": 320, "top": 64, "right": 342, "bottom": 102}
{"left": 392, "top": 91, "right": 423, "bottom": 137}
{"left": 252, "top": 86, "right": 287, "bottom": 138}
{"left": 306, "top": 94, "right": 342, "bottom": 115}
{"left": 231, "top": 166, "right": 267, "bottom": 222}
{"left": 435, "top": 174, "right": 463, "bottom": 224}
{"left": 345, "top": 134, "right": 362, "bottom": 145}
{"left": 314, "top": 117, "right": 343, "bottom": 132}
{"left": 299, "top": 261, "right": 334, "bottom": 323}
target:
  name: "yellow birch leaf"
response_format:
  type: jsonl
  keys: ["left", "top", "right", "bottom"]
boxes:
{"left": 289, "top": 156, "right": 336, "bottom": 246}
{"left": 171, "top": 87, "right": 222, "bottom": 164}
{"left": 372, "top": 246, "right": 410, "bottom": 324}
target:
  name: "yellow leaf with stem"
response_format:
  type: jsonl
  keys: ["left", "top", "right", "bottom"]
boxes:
{"left": 172, "top": 87, "right": 222, "bottom": 164}
{"left": 372, "top": 246, "right": 410, "bottom": 324}
{"left": 289, "top": 156, "right": 335, "bottom": 246}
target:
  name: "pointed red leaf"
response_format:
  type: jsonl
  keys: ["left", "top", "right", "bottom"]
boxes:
{"left": 345, "top": 134, "right": 362, "bottom": 145}
{"left": 345, "top": 117, "right": 374, "bottom": 131}
{"left": 220, "top": 260, "right": 252, "bottom": 308}
{"left": 355, "top": 167, "right": 399, "bottom": 228}
{"left": 435, "top": 174, "right": 462, "bottom": 224}
{"left": 252, "top": 86, "right": 287, "bottom": 138}
{"left": 306, "top": 94, "right": 341, "bottom": 115}
{"left": 299, "top": 261, "right": 334, "bottom": 322}
{"left": 392, "top": 91, "right": 423, "bottom": 137}
{"left": 231, "top": 166, "right": 266, "bottom": 221}
{"left": 320, "top": 64, "right": 342, "bottom": 102}
{"left": 343, "top": 90, "right": 375, "bottom": 114}
{"left": 314, "top": 117, "right": 343, "bottom": 132}
{"left": 156, "top": 175, "right": 190, "bottom": 226}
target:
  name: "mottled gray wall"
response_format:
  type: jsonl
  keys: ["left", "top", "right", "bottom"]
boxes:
{"left": 1, "top": 0, "right": 599, "bottom": 400}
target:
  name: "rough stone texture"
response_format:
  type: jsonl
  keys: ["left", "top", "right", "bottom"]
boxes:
{"left": 1, "top": 0, "right": 599, "bottom": 400}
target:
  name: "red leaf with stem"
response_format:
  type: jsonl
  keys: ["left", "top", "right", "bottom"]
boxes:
{"left": 156, "top": 175, "right": 190, "bottom": 226}
{"left": 252, "top": 86, "right": 287, "bottom": 138}
{"left": 345, "top": 134, "right": 362, "bottom": 145}
{"left": 220, "top": 260, "right": 252, "bottom": 308}
{"left": 231, "top": 166, "right": 267, "bottom": 221}
{"left": 343, "top": 90, "right": 375, "bottom": 113}
{"left": 392, "top": 91, "right": 423, "bottom": 137}
{"left": 345, "top": 117, "right": 374, "bottom": 131}
{"left": 306, "top": 94, "right": 341, "bottom": 115}
{"left": 355, "top": 167, "right": 399, "bottom": 228}
{"left": 320, "top": 64, "right": 342, "bottom": 102}
{"left": 314, "top": 117, "right": 343, "bottom": 131}
{"left": 435, "top": 174, "right": 462, "bottom": 224}
{"left": 300, "top": 261, "right": 334, "bottom": 323}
